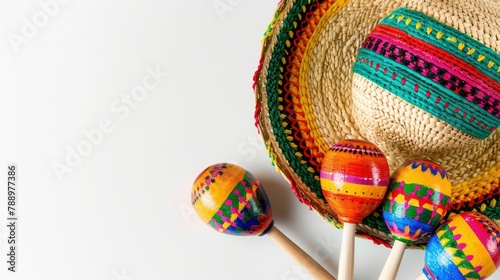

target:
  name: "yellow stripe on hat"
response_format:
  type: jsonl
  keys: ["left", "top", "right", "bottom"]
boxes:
{"left": 452, "top": 161, "right": 500, "bottom": 204}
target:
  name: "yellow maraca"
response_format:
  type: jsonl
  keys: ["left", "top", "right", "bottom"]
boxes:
{"left": 192, "top": 163, "right": 336, "bottom": 280}
{"left": 416, "top": 212, "right": 500, "bottom": 280}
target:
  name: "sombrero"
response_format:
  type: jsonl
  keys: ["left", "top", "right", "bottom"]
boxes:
{"left": 253, "top": 0, "right": 500, "bottom": 247}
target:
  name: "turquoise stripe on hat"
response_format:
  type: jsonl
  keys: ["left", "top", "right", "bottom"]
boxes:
{"left": 353, "top": 48, "right": 499, "bottom": 139}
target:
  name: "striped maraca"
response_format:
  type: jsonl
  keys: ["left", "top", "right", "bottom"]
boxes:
{"left": 192, "top": 163, "right": 335, "bottom": 280}
{"left": 321, "top": 139, "right": 390, "bottom": 280}
{"left": 417, "top": 212, "right": 500, "bottom": 280}
{"left": 379, "top": 159, "right": 451, "bottom": 280}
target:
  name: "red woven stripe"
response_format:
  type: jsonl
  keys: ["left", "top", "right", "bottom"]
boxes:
{"left": 253, "top": 54, "right": 265, "bottom": 91}
{"left": 369, "top": 24, "right": 500, "bottom": 106}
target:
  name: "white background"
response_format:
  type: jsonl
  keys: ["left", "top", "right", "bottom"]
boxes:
{"left": 0, "top": 1, "right": 498, "bottom": 280}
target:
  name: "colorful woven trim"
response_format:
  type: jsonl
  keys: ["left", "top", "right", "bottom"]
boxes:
{"left": 264, "top": 0, "right": 336, "bottom": 198}
{"left": 354, "top": 7, "right": 500, "bottom": 139}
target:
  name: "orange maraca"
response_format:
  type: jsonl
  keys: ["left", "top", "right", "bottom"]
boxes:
{"left": 320, "top": 139, "right": 390, "bottom": 280}
{"left": 192, "top": 163, "right": 335, "bottom": 280}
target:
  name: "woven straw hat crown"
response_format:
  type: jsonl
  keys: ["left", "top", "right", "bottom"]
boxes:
{"left": 254, "top": 0, "right": 500, "bottom": 246}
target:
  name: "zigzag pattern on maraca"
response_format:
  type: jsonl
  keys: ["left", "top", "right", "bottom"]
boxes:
{"left": 191, "top": 163, "right": 273, "bottom": 236}
{"left": 383, "top": 160, "right": 451, "bottom": 243}
{"left": 423, "top": 212, "right": 500, "bottom": 279}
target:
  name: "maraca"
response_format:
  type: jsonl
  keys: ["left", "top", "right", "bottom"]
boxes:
{"left": 191, "top": 163, "right": 336, "bottom": 280}
{"left": 416, "top": 212, "right": 500, "bottom": 280}
{"left": 320, "top": 139, "right": 390, "bottom": 280}
{"left": 379, "top": 159, "right": 451, "bottom": 280}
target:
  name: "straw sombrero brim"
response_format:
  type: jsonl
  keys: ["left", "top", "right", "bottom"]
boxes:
{"left": 253, "top": 0, "right": 500, "bottom": 248}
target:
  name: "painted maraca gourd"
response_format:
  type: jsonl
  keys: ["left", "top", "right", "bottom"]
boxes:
{"left": 382, "top": 159, "right": 451, "bottom": 243}
{"left": 192, "top": 163, "right": 336, "bottom": 280}
{"left": 423, "top": 212, "right": 500, "bottom": 279}
{"left": 320, "top": 139, "right": 390, "bottom": 223}
{"left": 191, "top": 163, "right": 273, "bottom": 236}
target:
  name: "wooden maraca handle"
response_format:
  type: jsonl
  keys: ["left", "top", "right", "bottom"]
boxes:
{"left": 378, "top": 240, "right": 407, "bottom": 280}
{"left": 267, "top": 226, "right": 336, "bottom": 280}
{"left": 338, "top": 223, "right": 356, "bottom": 280}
